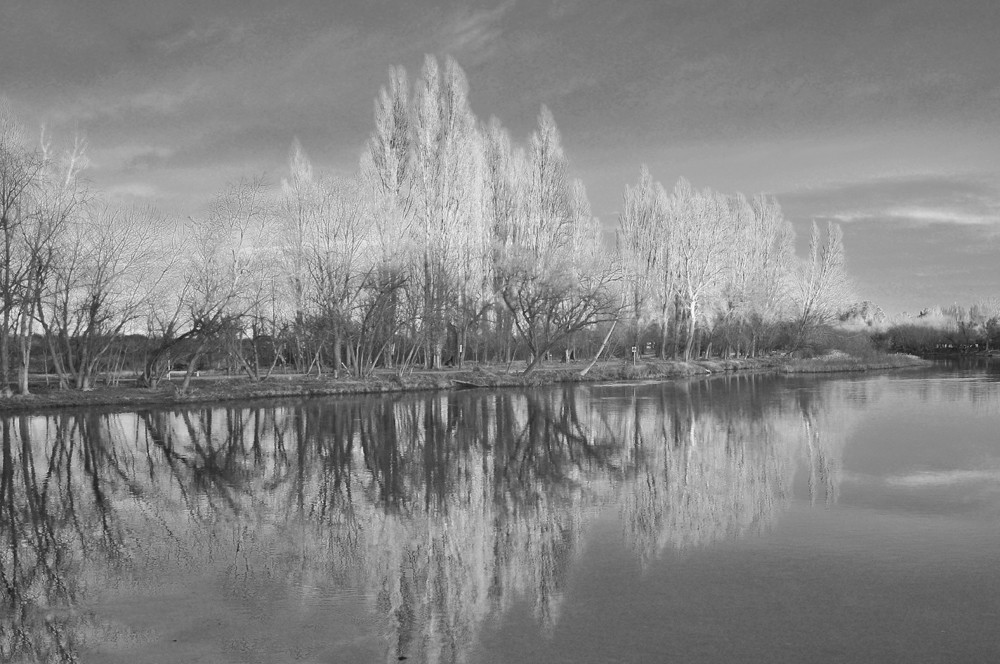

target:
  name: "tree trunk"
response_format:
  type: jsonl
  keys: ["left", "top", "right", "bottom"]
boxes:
{"left": 0, "top": 324, "right": 10, "bottom": 397}
{"left": 659, "top": 302, "right": 670, "bottom": 360}
{"left": 13, "top": 292, "right": 34, "bottom": 395}
{"left": 37, "top": 304, "right": 69, "bottom": 389}
{"left": 295, "top": 311, "right": 307, "bottom": 374}
{"left": 580, "top": 318, "right": 618, "bottom": 377}
{"left": 181, "top": 342, "right": 208, "bottom": 392}
{"left": 16, "top": 332, "right": 29, "bottom": 395}
{"left": 522, "top": 351, "right": 542, "bottom": 375}
{"left": 250, "top": 326, "right": 261, "bottom": 379}
{"left": 432, "top": 340, "right": 442, "bottom": 370}
{"left": 684, "top": 301, "right": 697, "bottom": 361}
{"left": 346, "top": 342, "right": 356, "bottom": 376}
{"left": 672, "top": 295, "right": 683, "bottom": 360}
{"left": 332, "top": 329, "right": 341, "bottom": 379}
{"left": 1, "top": 223, "right": 11, "bottom": 397}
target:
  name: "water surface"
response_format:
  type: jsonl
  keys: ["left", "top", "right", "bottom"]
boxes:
{"left": 2, "top": 362, "right": 999, "bottom": 662}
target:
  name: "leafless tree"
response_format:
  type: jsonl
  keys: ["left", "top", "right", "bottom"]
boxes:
{"left": 278, "top": 139, "right": 319, "bottom": 371}
{"left": 174, "top": 177, "right": 270, "bottom": 390}
{"left": 40, "top": 202, "right": 167, "bottom": 389}
{"left": 669, "top": 180, "right": 730, "bottom": 360}
{"left": 617, "top": 166, "right": 671, "bottom": 355}
{"left": 792, "top": 221, "right": 853, "bottom": 347}
{"left": 497, "top": 109, "right": 620, "bottom": 373}
{"left": 0, "top": 106, "right": 87, "bottom": 394}
{"left": 0, "top": 105, "right": 43, "bottom": 394}
{"left": 303, "top": 175, "right": 370, "bottom": 376}
{"left": 409, "top": 56, "right": 484, "bottom": 369}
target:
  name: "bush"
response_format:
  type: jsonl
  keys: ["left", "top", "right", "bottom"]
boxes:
{"left": 788, "top": 325, "right": 884, "bottom": 361}
{"left": 872, "top": 324, "right": 947, "bottom": 354}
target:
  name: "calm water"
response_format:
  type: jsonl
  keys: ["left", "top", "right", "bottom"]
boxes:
{"left": 2, "top": 362, "right": 999, "bottom": 663}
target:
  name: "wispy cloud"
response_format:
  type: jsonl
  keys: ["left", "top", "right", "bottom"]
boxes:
{"left": 127, "top": 80, "right": 206, "bottom": 115}
{"left": 885, "top": 469, "right": 1000, "bottom": 487}
{"left": 103, "top": 182, "right": 160, "bottom": 200}
{"left": 830, "top": 206, "right": 998, "bottom": 226}
{"left": 154, "top": 21, "right": 247, "bottom": 54}
{"left": 432, "top": 0, "right": 516, "bottom": 63}
{"left": 43, "top": 77, "right": 206, "bottom": 127}
{"left": 782, "top": 174, "right": 1000, "bottom": 228}
{"left": 90, "top": 144, "right": 176, "bottom": 171}
{"left": 884, "top": 207, "right": 996, "bottom": 226}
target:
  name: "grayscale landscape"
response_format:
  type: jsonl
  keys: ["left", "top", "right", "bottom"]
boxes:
{"left": 0, "top": 1, "right": 998, "bottom": 662}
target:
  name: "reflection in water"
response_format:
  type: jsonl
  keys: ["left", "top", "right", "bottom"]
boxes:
{"left": 615, "top": 376, "right": 849, "bottom": 565}
{"left": 0, "top": 414, "right": 142, "bottom": 662}
{"left": 0, "top": 377, "right": 857, "bottom": 663}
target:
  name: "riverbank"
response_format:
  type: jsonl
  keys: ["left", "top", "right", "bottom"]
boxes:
{"left": 0, "top": 352, "right": 930, "bottom": 412}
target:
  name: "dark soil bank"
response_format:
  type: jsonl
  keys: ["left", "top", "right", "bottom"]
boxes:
{"left": 0, "top": 353, "right": 929, "bottom": 413}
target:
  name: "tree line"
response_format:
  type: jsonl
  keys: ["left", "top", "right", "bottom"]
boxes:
{"left": 873, "top": 300, "right": 1000, "bottom": 354}
{"left": 0, "top": 57, "right": 854, "bottom": 394}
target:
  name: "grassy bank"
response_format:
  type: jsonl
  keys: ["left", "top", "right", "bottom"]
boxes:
{"left": 0, "top": 352, "right": 930, "bottom": 413}
{"left": 779, "top": 350, "right": 930, "bottom": 373}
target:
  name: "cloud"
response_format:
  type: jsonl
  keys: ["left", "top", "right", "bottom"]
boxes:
{"left": 830, "top": 206, "right": 997, "bottom": 226}
{"left": 547, "top": 0, "right": 585, "bottom": 19}
{"left": 104, "top": 182, "right": 160, "bottom": 200}
{"left": 121, "top": 147, "right": 177, "bottom": 172}
{"left": 90, "top": 144, "right": 176, "bottom": 171}
{"left": 781, "top": 174, "right": 1000, "bottom": 228}
{"left": 42, "top": 77, "right": 206, "bottom": 127}
{"left": 154, "top": 21, "right": 247, "bottom": 54}
{"left": 430, "top": 1, "right": 516, "bottom": 64}
{"left": 126, "top": 81, "right": 206, "bottom": 116}
{"left": 885, "top": 470, "right": 1000, "bottom": 487}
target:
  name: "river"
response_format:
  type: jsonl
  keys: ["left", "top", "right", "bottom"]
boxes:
{"left": 1, "top": 360, "right": 998, "bottom": 663}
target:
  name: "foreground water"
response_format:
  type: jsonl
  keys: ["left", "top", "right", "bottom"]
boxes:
{"left": 1, "top": 361, "right": 999, "bottom": 663}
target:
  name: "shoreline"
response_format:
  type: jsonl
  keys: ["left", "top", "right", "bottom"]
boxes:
{"left": 0, "top": 353, "right": 931, "bottom": 413}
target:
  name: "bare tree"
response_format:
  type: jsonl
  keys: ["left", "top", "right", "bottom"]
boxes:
{"left": 0, "top": 106, "right": 88, "bottom": 394}
{"left": 409, "top": 55, "right": 484, "bottom": 369}
{"left": 792, "top": 221, "right": 853, "bottom": 348}
{"left": 483, "top": 117, "right": 528, "bottom": 364}
{"left": 303, "top": 176, "right": 370, "bottom": 376}
{"left": 177, "top": 177, "right": 271, "bottom": 390}
{"left": 710, "top": 193, "right": 794, "bottom": 357}
{"left": 617, "top": 166, "right": 670, "bottom": 355}
{"left": 497, "top": 109, "right": 619, "bottom": 373}
{"left": 278, "top": 139, "right": 319, "bottom": 371}
{"left": 360, "top": 66, "right": 418, "bottom": 371}
{"left": 670, "top": 180, "right": 730, "bottom": 360}
{"left": 0, "top": 104, "right": 43, "bottom": 394}
{"left": 40, "top": 202, "right": 166, "bottom": 389}
{"left": 137, "top": 253, "right": 191, "bottom": 388}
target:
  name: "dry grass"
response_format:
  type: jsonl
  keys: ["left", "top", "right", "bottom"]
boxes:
{"left": 780, "top": 350, "right": 928, "bottom": 374}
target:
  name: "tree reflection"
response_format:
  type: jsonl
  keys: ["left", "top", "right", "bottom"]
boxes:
{"left": 0, "top": 413, "right": 142, "bottom": 662}
{"left": 0, "top": 377, "right": 858, "bottom": 663}
{"left": 616, "top": 376, "right": 851, "bottom": 565}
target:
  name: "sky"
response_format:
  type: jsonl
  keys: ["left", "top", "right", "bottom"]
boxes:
{"left": 2, "top": 0, "right": 999, "bottom": 314}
